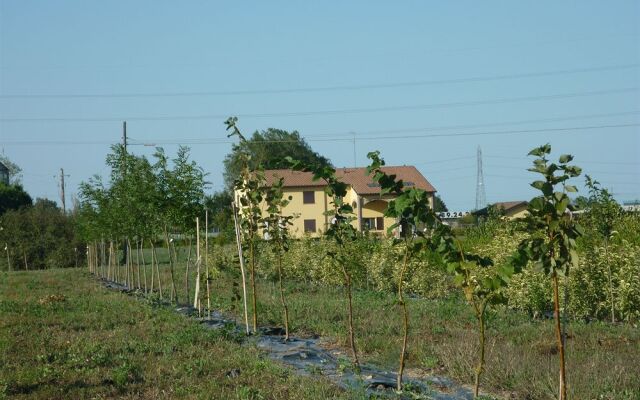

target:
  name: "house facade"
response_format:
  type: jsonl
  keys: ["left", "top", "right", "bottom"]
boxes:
{"left": 255, "top": 166, "right": 437, "bottom": 238}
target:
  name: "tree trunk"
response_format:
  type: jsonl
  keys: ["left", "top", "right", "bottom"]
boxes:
{"left": 193, "top": 218, "right": 201, "bottom": 310}
{"left": 604, "top": 240, "right": 615, "bottom": 323}
{"left": 396, "top": 246, "right": 410, "bottom": 391}
{"left": 277, "top": 252, "right": 290, "bottom": 340}
{"left": 140, "top": 240, "right": 148, "bottom": 294}
{"left": 341, "top": 264, "right": 360, "bottom": 368}
{"left": 149, "top": 239, "right": 155, "bottom": 294}
{"left": 163, "top": 227, "right": 178, "bottom": 304}
{"left": 553, "top": 273, "right": 568, "bottom": 400}
{"left": 152, "top": 242, "right": 163, "bottom": 300}
{"left": 5, "top": 246, "right": 11, "bottom": 272}
{"left": 23, "top": 248, "right": 28, "bottom": 270}
{"left": 205, "top": 210, "right": 211, "bottom": 318}
{"left": 250, "top": 240, "right": 258, "bottom": 332}
{"left": 186, "top": 237, "right": 192, "bottom": 306}
{"left": 473, "top": 302, "right": 487, "bottom": 398}
{"left": 232, "top": 202, "right": 250, "bottom": 335}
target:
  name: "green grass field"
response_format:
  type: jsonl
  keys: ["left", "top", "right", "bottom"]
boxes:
{"left": 0, "top": 269, "right": 346, "bottom": 400}
{"left": 3, "top": 259, "right": 639, "bottom": 400}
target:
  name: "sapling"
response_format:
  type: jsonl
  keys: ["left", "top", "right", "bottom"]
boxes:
{"left": 513, "top": 144, "right": 583, "bottom": 400}
{"left": 232, "top": 201, "right": 251, "bottom": 335}
{"left": 288, "top": 156, "right": 362, "bottom": 368}
{"left": 584, "top": 175, "right": 622, "bottom": 323}
{"left": 433, "top": 223, "right": 520, "bottom": 398}
{"left": 226, "top": 116, "right": 266, "bottom": 333}
{"left": 263, "top": 177, "right": 295, "bottom": 340}
{"left": 367, "top": 151, "right": 439, "bottom": 391}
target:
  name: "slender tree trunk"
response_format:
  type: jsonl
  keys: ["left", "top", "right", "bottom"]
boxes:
{"left": 163, "top": 227, "right": 178, "bottom": 304}
{"left": 149, "top": 239, "right": 155, "bottom": 294}
{"left": 151, "top": 242, "right": 163, "bottom": 300}
{"left": 397, "top": 246, "right": 410, "bottom": 391}
{"left": 277, "top": 252, "right": 290, "bottom": 340}
{"left": 5, "top": 246, "right": 11, "bottom": 272}
{"left": 250, "top": 239, "right": 258, "bottom": 332}
{"left": 23, "top": 248, "right": 28, "bottom": 270}
{"left": 186, "top": 237, "right": 192, "bottom": 306}
{"left": 553, "top": 272, "right": 568, "bottom": 400}
{"left": 341, "top": 264, "right": 359, "bottom": 368}
{"left": 140, "top": 240, "right": 148, "bottom": 294}
{"left": 473, "top": 302, "right": 487, "bottom": 398}
{"left": 108, "top": 241, "right": 113, "bottom": 281}
{"left": 232, "top": 202, "right": 250, "bottom": 335}
{"left": 193, "top": 218, "right": 201, "bottom": 310}
{"left": 205, "top": 210, "right": 211, "bottom": 318}
{"left": 604, "top": 239, "right": 615, "bottom": 323}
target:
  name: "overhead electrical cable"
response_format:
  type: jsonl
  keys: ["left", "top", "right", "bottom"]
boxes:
{"left": 3, "top": 123, "right": 638, "bottom": 146}
{"left": 1, "top": 87, "right": 637, "bottom": 123}
{"left": 1, "top": 64, "right": 637, "bottom": 99}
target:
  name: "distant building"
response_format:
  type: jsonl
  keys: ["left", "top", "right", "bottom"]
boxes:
{"left": 475, "top": 200, "right": 529, "bottom": 220}
{"left": 236, "top": 166, "right": 437, "bottom": 238}
{"left": 0, "top": 161, "right": 9, "bottom": 185}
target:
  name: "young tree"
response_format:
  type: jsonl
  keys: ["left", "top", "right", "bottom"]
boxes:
{"left": 432, "top": 223, "right": 520, "bottom": 398}
{"left": 288, "top": 156, "right": 362, "bottom": 368}
{"left": 513, "top": 144, "right": 583, "bottom": 400}
{"left": 226, "top": 117, "right": 266, "bottom": 333}
{"left": 583, "top": 175, "right": 622, "bottom": 323}
{"left": 263, "top": 177, "right": 295, "bottom": 340}
{"left": 367, "top": 151, "right": 440, "bottom": 391}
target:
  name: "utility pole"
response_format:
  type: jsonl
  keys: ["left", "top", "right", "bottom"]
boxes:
{"left": 122, "top": 121, "right": 127, "bottom": 153}
{"left": 59, "top": 168, "right": 69, "bottom": 213}
{"left": 351, "top": 131, "right": 357, "bottom": 167}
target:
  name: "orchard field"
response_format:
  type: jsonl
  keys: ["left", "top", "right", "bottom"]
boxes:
{"left": 2, "top": 129, "right": 639, "bottom": 399}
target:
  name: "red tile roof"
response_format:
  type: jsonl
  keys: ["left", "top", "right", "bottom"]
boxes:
{"left": 263, "top": 166, "right": 436, "bottom": 194}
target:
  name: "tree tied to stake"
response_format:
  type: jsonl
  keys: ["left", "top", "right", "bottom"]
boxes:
{"left": 287, "top": 155, "right": 362, "bottom": 369}
{"left": 226, "top": 116, "right": 265, "bottom": 334}
{"left": 366, "top": 150, "right": 439, "bottom": 391}
{"left": 512, "top": 144, "right": 583, "bottom": 400}
{"left": 262, "top": 177, "right": 295, "bottom": 340}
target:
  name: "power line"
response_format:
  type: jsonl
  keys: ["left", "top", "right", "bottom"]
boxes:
{"left": 2, "top": 64, "right": 637, "bottom": 99}
{"left": 486, "top": 155, "right": 640, "bottom": 166}
{"left": 2, "top": 123, "right": 638, "bottom": 146}
{"left": 1, "top": 87, "right": 637, "bottom": 123}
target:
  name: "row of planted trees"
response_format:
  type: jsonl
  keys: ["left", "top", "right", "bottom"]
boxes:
{"left": 78, "top": 144, "right": 208, "bottom": 307}
{"left": 225, "top": 118, "right": 582, "bottom": 400}
{"left": 82, "top": 118, "right": 585, "bottom": 400}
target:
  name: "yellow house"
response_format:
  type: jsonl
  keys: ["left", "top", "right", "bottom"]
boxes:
{"left": 258, "top": 166, "right": 437, "bottom": 238}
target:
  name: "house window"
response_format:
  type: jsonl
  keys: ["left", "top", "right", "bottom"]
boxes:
{"left": 303, "top": 191, "right": 315, "bottom": 204}
{"left": 304, "top": 219, "right": 316, "bottom": 233}
{"left": 362, "top": 217, "right": 385, "bottom": 231}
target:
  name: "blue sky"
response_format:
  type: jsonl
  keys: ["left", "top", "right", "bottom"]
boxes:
{"left": 1, "top": 1, "right": 638, "bottom": 210}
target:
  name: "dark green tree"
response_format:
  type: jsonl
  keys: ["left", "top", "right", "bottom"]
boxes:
{"left": 0, "top": 183, "right": 32, "bottom": 215}
{"left": 433, "top": 194, "right": 448, "bottom": 212}
{"left": 223, "top": 128, "right": 331, "bottom": 189}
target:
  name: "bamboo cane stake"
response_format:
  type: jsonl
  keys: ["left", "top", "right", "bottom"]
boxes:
{"left": 232, "top": 202, "right": 250, "bottom": 335}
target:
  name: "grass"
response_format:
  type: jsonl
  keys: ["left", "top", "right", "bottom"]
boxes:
{"left": 207, "top": 275, "right": 640, "bottom": 400}
{"left": 139, "top": 243, "right": 637, "bottom": 400}
{"left": 0, "top": 268, "right": 348, "bottom": 400}
{"left": 20, "top": 244, "right": 639, "bottom": 400}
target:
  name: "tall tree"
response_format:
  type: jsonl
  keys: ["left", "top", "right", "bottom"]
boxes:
{"left": 223, "top": 128, "right": 331, "bottom": 189}
{"left": 0, "top": 155, "right": 22, "bottom": 184}
{"left": 0, "top": 183, "right": 33, "bottom": 216}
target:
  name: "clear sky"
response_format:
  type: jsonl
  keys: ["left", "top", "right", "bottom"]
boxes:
{"left": 1, "top": 1, "right": 638, "bottom": 210}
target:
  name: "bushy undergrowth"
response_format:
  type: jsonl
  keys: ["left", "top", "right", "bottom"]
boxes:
{"left": 211, "top": 215, "right": 640, "bottom": 323}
